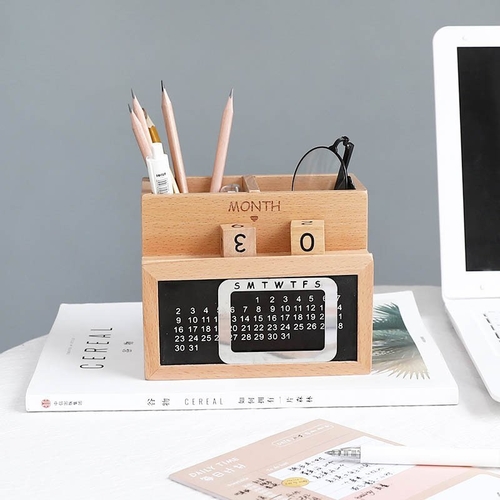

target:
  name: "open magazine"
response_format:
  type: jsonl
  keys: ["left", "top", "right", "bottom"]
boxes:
{"left": 25, "top": 291, "right": 458, "bottom": 412}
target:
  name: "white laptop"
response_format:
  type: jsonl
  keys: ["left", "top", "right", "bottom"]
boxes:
{"left": 434, "top": 26, "right": 500, "bottom": 402}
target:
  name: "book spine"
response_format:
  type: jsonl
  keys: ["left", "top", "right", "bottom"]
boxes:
{"left": 26, "top": 392, "right": 320, "bottom": 412}
{"left": 25, "top": 386, "right": 458, "bottom": 412}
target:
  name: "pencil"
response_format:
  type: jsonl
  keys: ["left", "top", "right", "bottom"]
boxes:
{"left": 161, "top": 81, "right": 189, "bottom": 193}
{"left": 143, "top": 108, "right": 180, "bottom": 194}
{"left": 210, "top": 89, "right": 234, "bottom": 193}
{"left": 128, "top": 104, "right": 151, "bottom": 162}
{"left": 131, "top": 89, "right": 152, "bottom": 148}
{"left": 144, "top": 109, "right": 162, "bottom": 143}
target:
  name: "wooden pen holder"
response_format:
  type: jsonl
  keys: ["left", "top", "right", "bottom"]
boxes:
{"left": 142, "top": 174, "right": 373, "bottom": 380}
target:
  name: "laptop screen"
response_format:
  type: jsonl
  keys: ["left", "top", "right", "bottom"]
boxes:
{"left": 458, "top": 47, "right": 500, "bottom": 271}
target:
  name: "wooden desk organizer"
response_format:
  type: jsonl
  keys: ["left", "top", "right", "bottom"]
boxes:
{"left": 142, "top": 174, "right": 373, "bottom": 380}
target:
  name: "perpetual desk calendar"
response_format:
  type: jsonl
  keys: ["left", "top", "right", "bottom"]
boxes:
{"left": 142, "top": 174, "right": 373, "bottom": 380}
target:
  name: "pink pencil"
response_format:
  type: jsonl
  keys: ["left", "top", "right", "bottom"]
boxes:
{"left": 161, "top": 81, "right": 189, "bottom": 193}
{"left": 128, "top": 105, "right": 151, "bottom": 162}
{"left": 131, "top": 89, "right": 152, "bottom": 149}
{"left": 210, "top": 89, "right": 234, "bottom": 193}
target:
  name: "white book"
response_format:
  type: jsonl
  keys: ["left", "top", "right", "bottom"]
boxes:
{"left": 25, "top": 291, "right": 458, "bottom": 412}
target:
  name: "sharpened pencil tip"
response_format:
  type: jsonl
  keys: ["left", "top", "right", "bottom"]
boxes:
{"left": 161, "top": 82, "right": 170, "bottom": 101}
{"left": 128, "top": 104, "right": 132, "bottom": 113}
{"left": 229, "top": 88, "right": 233, "bottom": 98}
{"left": 131, "top": 88, "right": 135, "bottom": 99}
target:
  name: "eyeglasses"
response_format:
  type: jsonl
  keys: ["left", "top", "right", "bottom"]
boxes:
{"left": 291, "top": 136, "right": 355, "bottom": 191}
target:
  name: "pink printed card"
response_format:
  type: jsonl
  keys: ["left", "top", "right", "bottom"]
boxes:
{"left": 170, "top": 419, "right": 500, "bottom": 500}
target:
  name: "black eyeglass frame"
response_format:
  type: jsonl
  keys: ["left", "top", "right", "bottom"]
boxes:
{"left": 291, "top": 136, "right": 355, "bottom": 191}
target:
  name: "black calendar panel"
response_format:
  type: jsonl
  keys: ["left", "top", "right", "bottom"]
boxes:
{"left": 230, "top": 289, "right": 326, "bottom": 353}
{"left": 158, "top": 275, "right": 358, "bottom": 366}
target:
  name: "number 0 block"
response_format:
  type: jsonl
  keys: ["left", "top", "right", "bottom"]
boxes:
{"left": 290, "top": 220, "right": 325, "bottom": 255}
{"left": 220, "top": 223, "right": 257, "bottom": 257}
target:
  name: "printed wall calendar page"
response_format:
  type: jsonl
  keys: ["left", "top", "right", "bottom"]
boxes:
{"left": 170, "top": 419, "right": 500, "bottom": 500}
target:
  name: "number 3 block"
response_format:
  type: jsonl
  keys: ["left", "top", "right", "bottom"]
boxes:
{"left": 290, "top": 220, "right": 325, "bottom": 255}
{"left": 220, "top": 223, "right": 257, "bottom": 257}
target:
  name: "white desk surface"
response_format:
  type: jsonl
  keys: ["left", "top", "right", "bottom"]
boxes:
{"left": 1, "top": 286, "right": 499, "bottom": 499}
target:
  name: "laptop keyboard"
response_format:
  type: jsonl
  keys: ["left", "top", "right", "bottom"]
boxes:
{"left": 482, "top": 311, "right": 500, "bottom": 342}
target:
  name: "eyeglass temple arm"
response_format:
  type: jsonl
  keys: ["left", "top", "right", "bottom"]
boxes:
{"left": 331, "top": 136, "right": 355, "bottom": 190}
{"left": 343, "top": 141, "right": 354, "bottom": 169}
{"left": 331, "top": 136, "right": 354, "bottom": 169}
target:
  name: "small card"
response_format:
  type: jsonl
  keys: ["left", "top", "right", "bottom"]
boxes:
{"left": 170, "top": 419, "right": 500, "bottom": 499}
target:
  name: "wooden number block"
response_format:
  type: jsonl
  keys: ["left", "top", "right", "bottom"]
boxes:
{"left": 220, "top": 223, "right": 257, "bottom": 257}
{"left": 290, "top": 220, "right": 325, "bottom": 255}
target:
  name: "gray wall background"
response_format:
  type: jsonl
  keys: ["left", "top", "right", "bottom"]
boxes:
{"left": 1, "top": 1, "right": 498, "bottom": 353}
